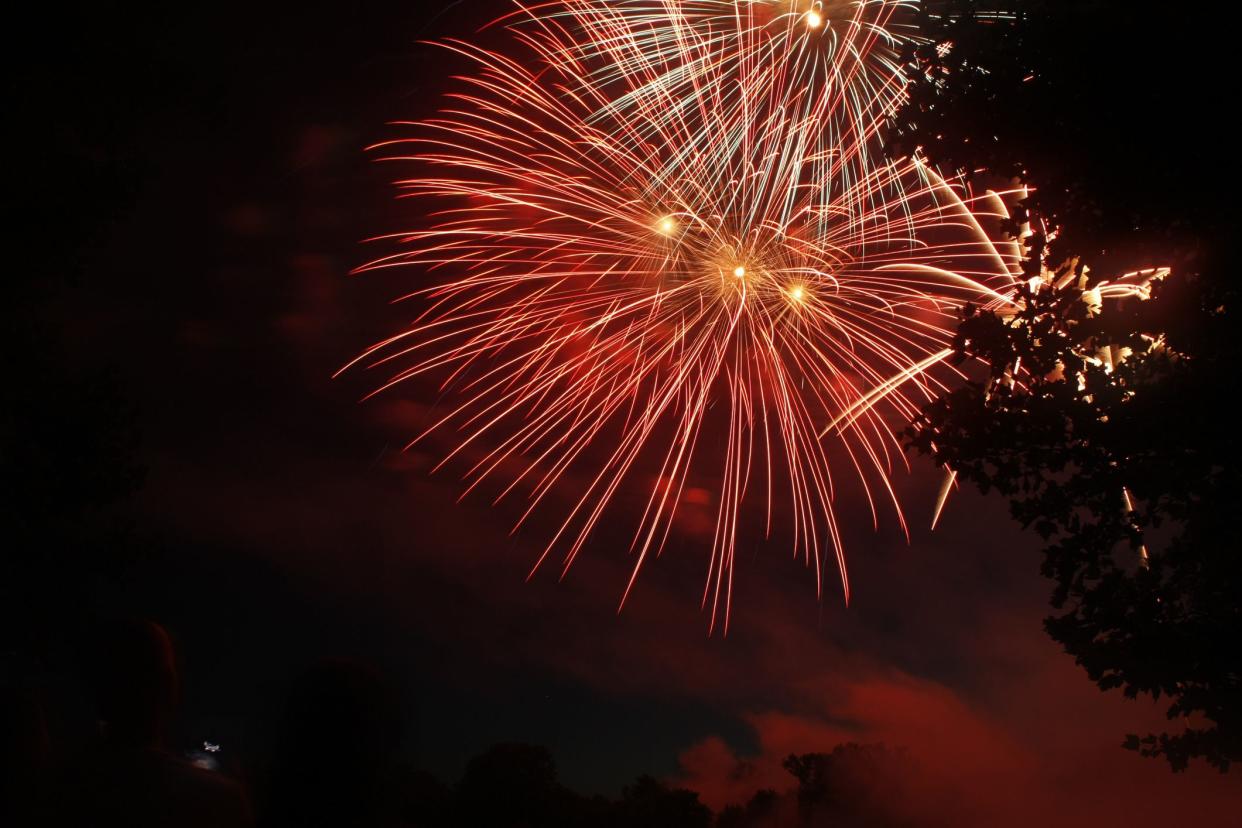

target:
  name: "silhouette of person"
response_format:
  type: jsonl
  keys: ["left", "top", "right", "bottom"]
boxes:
{"left": 45, "top": 617, "right": 252, "bottom": 827}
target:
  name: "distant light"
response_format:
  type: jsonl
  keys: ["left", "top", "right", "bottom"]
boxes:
{"left": 805, "top": 10, "right": 823, "bottom": 28}
{"left": 733, "top": 265, "right": 746, "bottom": 278}
{"left": 186, "top": 741, "right": 222, "bottom": 772}
{"left": 789, "top": 285, "right": 805, "bottom": 301}
{"left": 658, "top": 216, "right": 676, "bottom": 235}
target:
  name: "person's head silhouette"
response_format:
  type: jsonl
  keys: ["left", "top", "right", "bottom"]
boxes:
{"left": 89, "top": 618, "right": 179, "bottom": 749}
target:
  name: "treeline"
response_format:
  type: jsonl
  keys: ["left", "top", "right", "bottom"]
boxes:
{"left": 253, "top": 740, "right": 917, "bottom": 828}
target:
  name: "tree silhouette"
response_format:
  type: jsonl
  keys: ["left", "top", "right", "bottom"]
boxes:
{"left": 784, "top": 744, "right": 917, "bottom": 826}
{"left": 908, "top": 276, "right": 1241, "bottom": 770}
{"left": 611, "top": 775, "right": 712, "bottom": 828}
{"left": 444, "top": 743, "right": 712, "bottom": 828}
{"left": 411, "top": 741, "right": 920, "bottom": 828}
{"left": 896, "top": 2, "right": 1239, "bottom": 772}
{"left": 455, "top": 743, "right": 577, "bottom": 828}
{"left": 890, "top": 1, "right": 1226, "bottom": 282}
{"left": 715, "top": 789, "right": 777, "bottom": 828}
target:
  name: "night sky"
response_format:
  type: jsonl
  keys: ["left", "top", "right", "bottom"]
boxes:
{"left": 14, "top": 2, "right": 1242, "bottom": 823}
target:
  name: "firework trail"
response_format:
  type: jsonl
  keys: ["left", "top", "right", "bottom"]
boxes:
{"left": 342, "top": 0, "right": 1022, "bottom": 630}
{"left": 508, "top": 1, "right": 919, "bottom": 232}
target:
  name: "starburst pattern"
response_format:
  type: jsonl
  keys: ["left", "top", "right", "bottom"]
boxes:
{"left": 342, "top": 1, "right": 1021, "bottom": 629}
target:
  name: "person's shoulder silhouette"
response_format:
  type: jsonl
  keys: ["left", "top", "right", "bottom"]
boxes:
{"left": 48, "top": 617, "right": 252, "bottom": 827}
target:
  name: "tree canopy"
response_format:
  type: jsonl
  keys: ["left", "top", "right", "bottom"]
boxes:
{"left": 898, "top": 1, "right": 1240, "bottom": 770}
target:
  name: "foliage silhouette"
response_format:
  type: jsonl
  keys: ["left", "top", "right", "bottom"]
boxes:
{"left": 436, "top": 742, "right": 714, "bottom": 828}
{"left": 715, "top": 788, "right": 777, "bottom": 828}
{"left": 898, "top": 1, "right": 1240, "bottom": 771}
{"left": 424, "top": 741, "right": 911, "bottom": 828}
{"left": 784, "top": 744, "right": 917, "bottom": 827}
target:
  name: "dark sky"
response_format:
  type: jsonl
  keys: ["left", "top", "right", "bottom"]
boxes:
{"left": 15, "top": 2, "right": 1242, "bottom": 823}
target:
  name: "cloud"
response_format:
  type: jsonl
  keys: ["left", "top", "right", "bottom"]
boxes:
{"left": 127, "top": 343, "right": 1242, "bottom": 822}
{"left": 671, "top": 634, "right": 1242, "bottom": 826}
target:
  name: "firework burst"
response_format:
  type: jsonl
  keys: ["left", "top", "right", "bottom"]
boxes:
{"left": 342, "top": 1, "right": 1021, "bottom": 629}
{"left": 508, "top": 0, "right": 920, "bottom": 230}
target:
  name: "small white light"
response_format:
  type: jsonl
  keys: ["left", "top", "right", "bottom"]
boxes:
{"left": 805, "top": 10, "right": 822, "bottom": 28}
{"left": 733, "top": 265, "right": 746, "bottom": 278}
